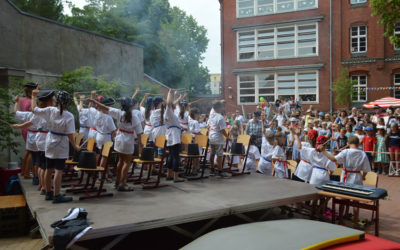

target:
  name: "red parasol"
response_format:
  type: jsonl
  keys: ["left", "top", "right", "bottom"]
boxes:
{"left": 363, "top": 97, "right": 400, "bottom": 108}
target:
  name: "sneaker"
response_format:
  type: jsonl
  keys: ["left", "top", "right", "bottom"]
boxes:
{"left": 218, "top": 171, "right": 231, "bottom": 178}
{"left": 382, "top": 171, "right": 387, "bottom": 175}
{"left": 32, "top": 176, "right": 39, "bottom": 185}
{"left": 40, "top": 190, "right": 46, "bottom": 195}
{"left": 396, "top": 172, "right": 400, "bottom": 176}
{"left": 377, "top": 170, "right": 381, "bottom": 175}
{"left": 45, "top": 191, "right": 54, "bottom": 200}
{"left": 173, "top": 179, "right": 185, "bottom": 183}
{"left": 166, "top": 177, "right": 173, "bottom": 181}
{"left": 53, "top": 194, "right": 73, "bottom": 203}
{"left": 210, "top": 168, "right": 216, "bottom": 176}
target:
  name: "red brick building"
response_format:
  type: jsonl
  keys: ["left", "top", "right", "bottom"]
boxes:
{"left": 219, "top": 0, "right": 400, "bottom": 113}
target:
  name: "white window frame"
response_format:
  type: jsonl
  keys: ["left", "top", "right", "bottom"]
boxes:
{"left": 394, "top": 74, "right": 400, "bottom": 98}
{"left": 236, "top": 0, "right": 318, "bottom": 18}
{"left": 350, "top": 0, "right": 367, "bottom": 4}
{"left": 394, "top": 23, "right": 400, "bottom": 50}
{"left": 237, "top": 22, "right": 318, "bottom": 62}
{"left": 350, "top": 25, "right": 367, "bottom": 53}
{"left": 237, "top": 70, "right": 319, "bottom": 105}
{"left": 351, "top": 75, "right": 367, "bottom": 102}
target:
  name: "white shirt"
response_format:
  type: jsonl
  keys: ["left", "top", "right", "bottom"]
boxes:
{"left": 30, "top": 113, "right": 49, "bottom": 152}
{"left": 300, "top": 147, "right": 337, "bottom": 185}
{"left": 141, "top": 107, "right": 153, "bottom": 135}
{"left": 133, "top": 109, "right": 145, "bottom": 124}
{"left": 150, "top": 108, "right": 166, "bottom": 142}
{"left": 208, "top": 111, "right": 227, "bottom": 145}
{"left": 33, "top": 107, "right": 75, "bottom": 159}
{"left": 94, "top": 111, "right": 116, "bottom": 149}
{"left": 164, "top": 106, "right": 181, "bottom": 146}
{"left": 274, "top": 114, "right": 287, "bottom": 127}
{"left": 272, "top": 146, "right": 286, "bottom": 171}
{"left": 88, "top": 107, "right": 98, "bottom": 138}
{"left": 108, "top": 107, "right": 143, "bottom": 155}
{"left": 294, "top": 142, "right": 313, "bottom": 182}
{"left": 242, "top": 145, "right": 260, "bottom": 172}
{"left": 77, "top": 106, "right": 90, "bottom": 127}
{"left": 335, "top": 149, "right": 371, "bottom": 185}
{"left": 16, "top": 111, "right": 38, "bottom": 152}
{"left": 189, "top": 119, "right": 201, "bottom": 137}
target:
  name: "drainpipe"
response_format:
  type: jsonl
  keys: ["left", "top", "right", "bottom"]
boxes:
{"left": 219, "top": 0, "right": 224, "bottom": 101}
{"left": 329, "top": 0, "right": 333, "bottom": 113}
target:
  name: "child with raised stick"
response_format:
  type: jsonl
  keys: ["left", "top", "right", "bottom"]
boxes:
{"left": 73, "top": 92, "right": 90, "bottom": 140}
{"left": 208, "top": 100, "right": 230, "bottom": 178}
{"left": 140, "top": 93, "right": 152, "bottom": 143}
{"left": 88, "top": 97, "right": 143, "bottom": 191}
{"left": 150, "top": 96, "right": 166, "bottom": 156}
{"left": 31, "top": 87, "right": 81, "bottom": 203}
{"left": 257, "top": 116, "right": 274, "bottom": 175}
{"left": 292, "top": 127, "right": 313, "bottom": 183}
{"left": 321, "top": 135, "right": 370, "bottom": 185}
{"left": 272, "top": 132, "right": 288, "bottom": 178}
{"left": 189, "top": 107, "right": 201, "bottom": 175}
{"left": 296, "top": 129, "right": 336, "bottom": 185}
{"left": 164, "top": 90, "right": 184, "bottom": 182}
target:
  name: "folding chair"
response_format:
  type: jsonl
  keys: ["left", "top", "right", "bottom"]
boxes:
{"left": 133, "top": 135, "right": 167, "bottom": 189}
{"left": 200, "top": 128, "right": 208, "bottom": 136}
{"left": 127, "top": 134, "right": 149, "bottom": 182}
{"left": 388, "top": 161, "right": 399, "bottom": 176}
{"left": 222, "top": 134, "right": 251, "bottom": 176}
{"left": 180, "top": 135, "right": 207, "bottom": 175}
{"left": 363, "top": 172, "right": 379, "bottom": 222}
{"left": 68, "top": 142, "right": 114, "bottom": 200}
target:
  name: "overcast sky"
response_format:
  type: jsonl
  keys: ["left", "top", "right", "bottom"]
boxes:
{"left": 64, "top": 0, "right": 221, "bottom": 74}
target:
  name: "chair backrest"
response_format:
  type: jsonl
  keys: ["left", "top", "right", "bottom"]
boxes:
{"left": 140, "top": 134, "right": 149, "bottom": 146}
{"left": 288, "top": 165, "right": 296, "bottom": 179}
{"left": 200, "top": 128, "right": 208, "bottom": 136}
{"left": 194, "top": 135, "right": 208, "bottom": 148}
{"left": 363, "top": 172, "right": 378, "bottom": 187}
{"left": 287, "top": 160, "right": 297, "bottom": 169}
{"left": 154, "top": 135, "right": 166, "bottom": 149}
{"left": 331, "top": 168, "right": 343, "bottom": 176}
{"left": 86, "top": 138, "right": 96, "bottom": 152}
{"left": 181, "top": 134, "right": 193, "bottom": 145}
{"left": 223, "top": 128, "right": 229, "bottom": 139}
{"left": 101, "top": 141, "right": 113, "bottom": 158}
{"left": 237, "top": 134, "right": 251, "bottom": 146}
{"left": 75, "top": 133, "right": 84, "bottom": 145}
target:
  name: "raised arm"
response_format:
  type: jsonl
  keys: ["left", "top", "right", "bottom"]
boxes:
{"left": 166, "top": 89, "right": 173, "bottom": 108}
{"left": 73, "top": 92, "right": 79, "bottom": 107}
{"left": 31, "top": 87, "right": 40, "bottom": 111}
{"left": 11, "top": 121, "right": 33, "bottom": 130}
{"left": 13, "top": 95, "right": 20, "bottom": 114}
{"left": 173, "top": 94, "right": 182, "bottom": 105}
{"left": 131, "top": 88, "right": 140, "bottom": 100}
{"left": 79, "top": 95, "right": 85, "bottom": 111}
{"left": 140, "top": 93, "right": 150, "bottom": 108}
{"left": 88, "top": 91, "right": 96, "bottom": 109}
{"left": 87, "top": 98, "right": 110, "bottom": 112}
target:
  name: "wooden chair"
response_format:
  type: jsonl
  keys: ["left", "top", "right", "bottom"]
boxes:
{"left": 180, "top": 135, "right": 208, "bottom": 175}
{"left": 363, "top": 172, "right": 379, "bottom": 222}
{"left": 132, "top": 135, "right": 167, "bottom": 189}
{"left": 63, "top": 133, "right": 85, "bottom": 182}
{"left": 287, "top": 161, "right": 297, "bottom": 179}
{"left": 68, "top": 142, "right": 114, "bottom": 200}
{"left": 222, "top": 134, "right": 251, "bottom": 176}
{"left": 127, "top": 134, "right": 149, "bottom": 182}
{"left": 200, "top": 128, "right": 208, "bottom": 136}
{"left": 330, "top": 168, "right": 343, "bottom": 182}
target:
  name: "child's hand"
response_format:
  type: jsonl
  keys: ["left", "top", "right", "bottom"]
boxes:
{"left": 144, "top": 93, "right": 150, "bottom": 97}
{"left": 80, "top": 95, "right": 85, "bottom": 100}
{"left": 317, "top": 145, "right": 325, "bottom": 152}
{"left": 11, "top": 124, "right": 18, "bottom": 129}
{"left": 74, "top": 92, "right": 78, "bottom": 97}
{"left": 32, "top": 87, "right": 40, "bottom": 97}
{"left": 14, "top": 94, "right": 19, "bottom": 103}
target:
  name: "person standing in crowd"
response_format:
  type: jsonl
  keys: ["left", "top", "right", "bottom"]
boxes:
{"left": 375, "top": 127, "right": 389, "bottom": 174}
{"left": 245, "top": 112, "right": 263, "bottom": 149}
{"left": 387, "top": 123, "right": 400, "bottom": 176}
{"left": 362, "top": 127, "right": 377, "bottom": 172}
{"left": 73, "top": 93, "right": 90, "bottom": 140}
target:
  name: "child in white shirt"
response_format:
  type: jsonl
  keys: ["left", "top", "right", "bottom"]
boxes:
{"left": 272, "top": 132, "right": 288, "bottom": 178}
{"left": 242, "top": 135, "right": 261, "bottom": 172}
{"left": 257, "top": 120, "right": 274, "bottom": 175}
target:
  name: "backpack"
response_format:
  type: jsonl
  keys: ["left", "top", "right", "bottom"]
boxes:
{"left": 6, "top": 175, "right": 22, "bottom": 195}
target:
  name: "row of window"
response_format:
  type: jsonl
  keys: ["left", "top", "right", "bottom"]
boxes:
{"left": 238, "top": 71, "right": 318, "bottom": 104}
{"left": 237, "top": 23, "right": 400, "bottom": 62}
{"left": 237, "top": 72, "right": 400, "bottom": 105}
{"left": 237, "top": 0, "right": 367, "bottom": 18}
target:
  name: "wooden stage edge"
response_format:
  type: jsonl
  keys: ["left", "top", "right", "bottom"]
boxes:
{"left": 20, "top": 173, "right": 318, "bottom": 245}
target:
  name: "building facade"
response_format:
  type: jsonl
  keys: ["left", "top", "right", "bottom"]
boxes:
{"left": 208, "top": 73, "right": 221, "bottom": 95}
{"left": 219, "top": 0, "right": 400, "bottom": 113}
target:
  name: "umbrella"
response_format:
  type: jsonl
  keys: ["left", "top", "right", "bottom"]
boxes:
{"left": 363, "top": 97, "right": 400, "bottom": 108}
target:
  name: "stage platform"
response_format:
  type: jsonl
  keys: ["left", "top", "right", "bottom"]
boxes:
{"left": 20, "top": 173, "right": 318, "bottom": 247}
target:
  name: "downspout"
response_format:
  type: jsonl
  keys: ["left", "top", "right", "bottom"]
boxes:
{"left": 329, "top": 0, "right": 333, "bottom": 113}
{"left": 219, "top": 0, "right": 224, "bottom": 100}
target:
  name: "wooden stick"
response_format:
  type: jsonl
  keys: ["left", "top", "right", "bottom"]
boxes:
{"left": 76, "top": 89, "right": 109, "bottom": 94}
{"left": 189, "top": 98, "right": 204, "bottom": 104}
{"left": 80, "top": 138, "right": 89, "bottom": 147}
{"left": 0, "top": 118, "right": 12, "bottom": 126}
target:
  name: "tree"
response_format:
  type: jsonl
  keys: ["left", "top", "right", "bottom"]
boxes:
{"left": 333, "top": 68, "right": 354, "bottom": 108}
{"left": 64, "top": 0, "right": 210, "bottom": 94}
{"left": 370, "top": 0, "right": 400, "bottom": 48}
{"left": 12, "top": 0, "right": 64, "bottom": 22}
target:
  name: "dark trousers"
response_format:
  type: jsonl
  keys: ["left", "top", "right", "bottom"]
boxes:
{"left": 167, "top": 144, "right": 180, "bottom": 172}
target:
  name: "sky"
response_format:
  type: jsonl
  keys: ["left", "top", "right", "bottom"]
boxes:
{"left": 64, "top": 0, "right": 221, "bottom": 74}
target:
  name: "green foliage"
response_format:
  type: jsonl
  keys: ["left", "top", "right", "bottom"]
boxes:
{"left": 370, "top": 0, "right": 400, "bottom": 48}
{"left": 0, "top": 80, "right": 24, "bottom": 161}
{"left": 12, "top": 0, "right": 64, "bottom": 21}
{"left": 333, "top": 68, "right": 354, "bottom": 107}
{"left": 64, "top": 0, "right": 210, "bottom": 95}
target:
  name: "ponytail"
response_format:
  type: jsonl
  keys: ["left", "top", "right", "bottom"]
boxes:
{"left": 145, "top": 103, "right": 152, "bottom": 121}
{"left": 122, "top": 106, "right": 132, "bottom": 124}
{"left": 160, "top": 103, "right": 165, "bottom": 126}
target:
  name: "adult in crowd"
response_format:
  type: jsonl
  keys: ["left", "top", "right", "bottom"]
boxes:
{"left": 245, "top": 112, "right": 263, "bottom": 149}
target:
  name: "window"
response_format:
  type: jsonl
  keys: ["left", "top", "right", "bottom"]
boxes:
{"left": 394, "top": 74, "right": 400, "bottom": 99}
{"left": 237, "top": 0, "right": 317, "bottom": 18}
{"left": 395, "top": 23, "right": 400, "bottom": 50}
{"left": 238, "top": 23, "right": 318, "bottom": 61}
{"left": 237, "top": 71, "right": 318, "bottom": 104}
{"left": 350, "top": 0, "right": 367, "bottom": 4}
{"left": 351, "top": 26, "right": 367, "bottom": 53}
{"left": 351, "top": 75, "right": 367, "bottom": 102}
